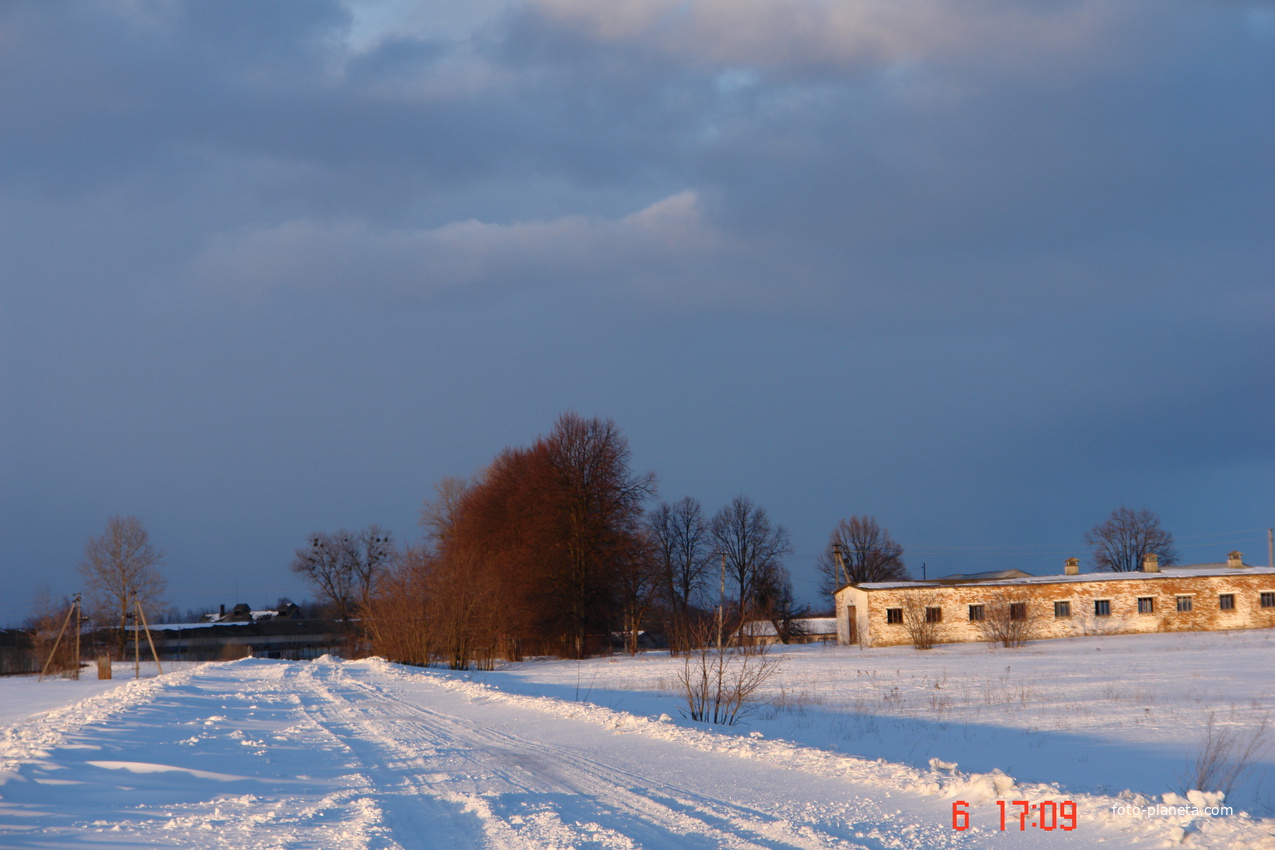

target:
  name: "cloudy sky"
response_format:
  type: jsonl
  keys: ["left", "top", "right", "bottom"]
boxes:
{"left": 2, "top": 0, "right": 1273, "bottom": 626}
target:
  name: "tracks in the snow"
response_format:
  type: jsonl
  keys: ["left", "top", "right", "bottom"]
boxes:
{"left": 289, "top": 661, "right": 887, "bottom": 849}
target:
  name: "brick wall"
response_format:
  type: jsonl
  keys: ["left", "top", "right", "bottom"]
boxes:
{"left": 836, "top": 572, "right": 1275, "bottom": 648}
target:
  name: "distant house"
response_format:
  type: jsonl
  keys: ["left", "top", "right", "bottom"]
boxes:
{"left": 737, "top": 617, "right": 837, "bottom": 646}
{"left": 835, "top": 551, "right": 1275, "bottom": 648}
{"left": 202, "top": 601, "right": 302, "bottom": 624}
{"left": 145, "top": 602, "right": 345, "bottom": 660}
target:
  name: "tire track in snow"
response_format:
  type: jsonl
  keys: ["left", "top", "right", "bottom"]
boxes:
{"left": 289, "top": 660, "right": 1004, "bottom": 849}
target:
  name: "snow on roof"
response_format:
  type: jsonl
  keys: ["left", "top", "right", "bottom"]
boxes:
{"left": 851, "top": 564, "right": 1275, "bottom": 591}
{"left": 932, "top": 569, "right": 1032, "bottom": 583}
{"left": 138, "top": 621, "right": 254, "bottom": 631}
{"left": 739, "top": 617, "right": 837, "bottom": 636}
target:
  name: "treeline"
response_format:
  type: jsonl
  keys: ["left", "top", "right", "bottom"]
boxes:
{"left": 287, "top": 411, "right": 914, "bottom": 669}
{"left": 354, "top": 412, "right": 808, "bottom": 668}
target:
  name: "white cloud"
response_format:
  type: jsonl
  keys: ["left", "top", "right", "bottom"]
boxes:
{"left": 529, "top": 0, "right": 1124, "bottom": 73}
{"left": 340, "top": 0, "right": 515, "bottom": 52}
{"left": 188, "top": 190, "right": 728, "bottom": 304}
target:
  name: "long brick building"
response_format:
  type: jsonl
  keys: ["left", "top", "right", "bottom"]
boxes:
{"left": 834, "top": 551, "right": 1275, "bottom": 648}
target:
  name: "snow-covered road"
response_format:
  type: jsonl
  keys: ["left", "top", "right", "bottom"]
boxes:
{"left": 0, "top": 657, "right": 1259, "bottom": 848}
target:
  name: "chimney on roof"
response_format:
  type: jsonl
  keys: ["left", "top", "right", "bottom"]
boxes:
{"left": 1228, "top": 551, "right": 1245, "bottom": 569}
{"left": 1064, "top": 557, "right": 1080, "bottom": 576}
{"left": 1142, "top": 553, "right": 1160, "bottom": 573}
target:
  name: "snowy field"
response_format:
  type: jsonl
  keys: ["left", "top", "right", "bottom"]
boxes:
{"left": 1, "top": 631, "right": 1272, "bottom": 848}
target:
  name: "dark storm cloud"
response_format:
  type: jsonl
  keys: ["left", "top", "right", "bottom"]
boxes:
{"left": 1, "top": 0, "right": 1272, "bottom": 623}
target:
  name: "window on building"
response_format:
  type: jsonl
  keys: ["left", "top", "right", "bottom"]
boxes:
{"left": 1009, "top": 602, "right": 1026, "bottom": 621}
{"left": 925, "top": 606, "right": 942, "bottom": 623}
{"left": 886, "top": 607, "right": 903, "bottom": 624}
{"left": 1219, "top": 594, "right": 1235, "bottom": 611}
{"left": 1176, "top": 596, "right": 1193, "bottom": 613}
{"left": 968, "top": 604, "right": 985, "bottom": 622}
{"left": 1094, "top": 599, "right": 1111, "bottom": 617}
{"left": 1261, "top": 592, "right": 1274, "bottom": 609}
{"left": 1054, "top": 601, "right": 1071, "bottom": 619}
{"left": 1137, "top": 597, "right": 1155, "bottom": 614}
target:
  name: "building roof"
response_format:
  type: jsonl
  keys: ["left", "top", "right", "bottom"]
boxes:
{"left": 932, "top": 569, "right": 1032, "bottom": 584}
{"left": 137, "top": 619, "right": 344, "bottom": 637}
{"left": 847, "top": 564, "right": 1275, "bottom": 592}
{"left": 738, "top": 617, "right": 837, "bottom": 637}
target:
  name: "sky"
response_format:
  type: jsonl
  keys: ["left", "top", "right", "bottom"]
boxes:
{"left": 2, "top": 0, "right": 1273, "bottom": 626}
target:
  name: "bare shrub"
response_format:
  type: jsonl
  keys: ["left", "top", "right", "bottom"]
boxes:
{"left": 363, "top": 545, "right": 501, "bottom": 671}
{"left": 363, "top": 546, "right": 435, "bottom": 667}
{"left": 978, "top": 593, "right": 1037, "bottom": 648}
{"left": 1176, "top": 712, "right": 1271, "bottom": 798}
{"left": 901, "top": 592, "right": 942, "bottom": 650}
{"left": 677, "top": 621, "right": 780, "bottom": 725}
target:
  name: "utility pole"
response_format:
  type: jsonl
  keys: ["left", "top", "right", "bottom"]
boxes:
{"left": 73, "top": 594, "right": 82, "bottom": 681}
{"left": 833, "top": 543, "right": 848, "bottom": 588}
{"left": 135, "top": 594, "right": 163, "bottom": 676}
{"left": 1268, "top": 528, "right": 1273, "bottom": 570}
{"left": 717, "top": 552, "right": 726, "bottom": 650}
{"left": 38, "top": 599, "right": 78, "bottom": 682}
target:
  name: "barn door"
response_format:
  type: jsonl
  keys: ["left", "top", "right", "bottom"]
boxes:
{"left": 846, "top": 605, "right": 857, "bottom": 644}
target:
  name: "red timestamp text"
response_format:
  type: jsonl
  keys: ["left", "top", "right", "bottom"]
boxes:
{"left": 951, "top": 799, "right": 1077, "bottom": 831}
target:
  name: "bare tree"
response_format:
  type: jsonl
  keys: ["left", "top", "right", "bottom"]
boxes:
{"left": 615, "top": 537, "right": 660, "bottom": 655}
{"left": 816, "top": 516, "right": 907, "bottom": 595}
{"left": 1085, "top": 507, "right": 1179, "bottom": 572}
{"left": 709, "top": 495, "right": 792, "bottom": 624}
{"left": 542, "top": 411, "right": 656, "bottom": 658}
{"left": 751, "top": 561, "right": 807, "bottom": 644}
{"left": 292, "top": 534, "right": 352, "bottom": 621}
{"left": 339, "top": 525, "right": 395, "bottom": 614}
{"left": 291, "top": 526, "right": 395, "bottom": 625}
{"left": 77, "top": 515, "right": 166, "bottom": 658}
{"left": 419, "top": 475, "right": 474, "bottom": 551}
{"left": 645, "top": 497, "right": 712, "bottom": 650}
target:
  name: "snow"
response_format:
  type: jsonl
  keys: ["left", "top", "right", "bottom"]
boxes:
{"left": 1, "top": 632, "right": 1273, "bottom": 848}
{"left": 0, "top": 662, "right": 187, "bottom": 727}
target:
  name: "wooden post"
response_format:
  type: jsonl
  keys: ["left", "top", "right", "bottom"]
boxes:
{"left": 135, "top": 597, "right": 163, "bottom": 676}
{"left": 38, "top": 603, "right": 76, "bottom": 682}
{"left": 97, "top": 655, "right": 112, "bottom": 679}
{"left": 132, "top": 590, "right": 140, "bottom": 679}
